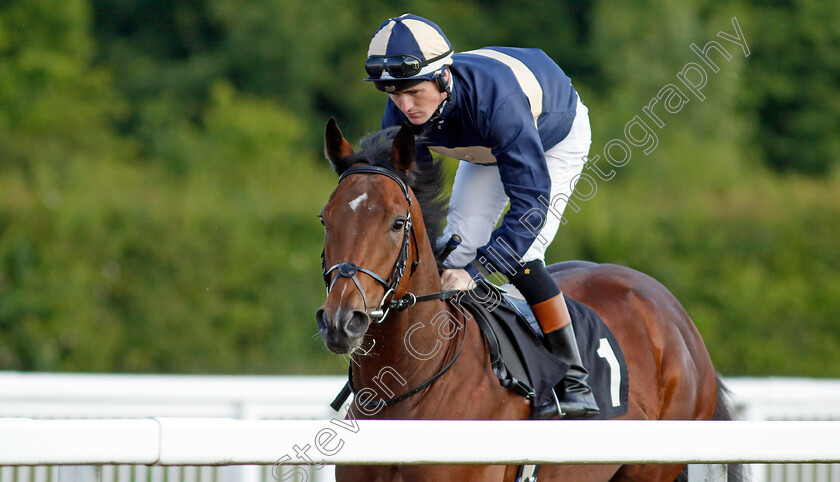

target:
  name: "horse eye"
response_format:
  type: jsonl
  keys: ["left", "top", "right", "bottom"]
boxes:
{"left": 391, "top": 218, "right": 406, "bottom": 232}
{"left": 318, "top": 214, "right": 326, "bottom": 227}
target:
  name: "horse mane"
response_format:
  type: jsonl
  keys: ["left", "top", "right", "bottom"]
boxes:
{"left": 344, "top": 126, "right": 449, "bottom": 242}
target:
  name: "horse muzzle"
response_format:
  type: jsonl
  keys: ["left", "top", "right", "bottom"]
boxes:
{"left": 316, "top": 306, "right": 371, "bottom": 354}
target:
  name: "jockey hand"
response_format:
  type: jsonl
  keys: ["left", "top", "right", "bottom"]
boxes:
{"left": 441, "top": 269, "right": 477, "bottom": 291}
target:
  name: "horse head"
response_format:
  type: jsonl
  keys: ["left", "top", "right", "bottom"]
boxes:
{"left": 316, "top": 118, "right": 423, "bottom": 354}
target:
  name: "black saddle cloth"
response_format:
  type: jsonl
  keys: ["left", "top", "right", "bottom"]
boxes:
{"left": 455, "top": 282, "right": 629, "bottom": 419}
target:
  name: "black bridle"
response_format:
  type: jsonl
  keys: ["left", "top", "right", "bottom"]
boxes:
{"left": 321, "top": 165, "right": 421, "bottom": 322}
{"left": 322, "top": 164, "right": 468, "bottom": 411}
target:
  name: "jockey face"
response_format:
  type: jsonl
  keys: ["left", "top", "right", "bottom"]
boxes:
{"left": 387, "top": 79, "right": 448, "bottom": 125}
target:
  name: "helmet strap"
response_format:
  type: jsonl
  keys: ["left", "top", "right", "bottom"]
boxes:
{"left": 430, "top": 69, "right": 451, "bottom": 130}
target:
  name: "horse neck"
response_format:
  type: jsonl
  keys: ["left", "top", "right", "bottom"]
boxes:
{"left": 350, "top": 224, "right": 466, "bottom": 404}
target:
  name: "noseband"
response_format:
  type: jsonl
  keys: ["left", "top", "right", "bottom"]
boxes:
{"left": 321, "top": 165, "right": 420, "bottom": 322}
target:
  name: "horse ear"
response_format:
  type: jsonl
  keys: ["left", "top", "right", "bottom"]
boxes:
{"left": 324, "top": 117, "right": 354, "bottom": 174}
{"left": 391, "top": 124, "right": 416, "bottom": 173}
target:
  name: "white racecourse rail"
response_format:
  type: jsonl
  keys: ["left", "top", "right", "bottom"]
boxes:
{"left": 2, "top": 373, "right": 840, "bottom": 482}
{"left": 2, "top": 418, "right": 840, "bottom": 465}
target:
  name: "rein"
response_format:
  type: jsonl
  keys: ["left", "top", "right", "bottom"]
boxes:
{"left": 324, "top": 164, "right": 466, "bottom": 411}
{"left": 336, "top": 303, "right": 468, "bottom": 412}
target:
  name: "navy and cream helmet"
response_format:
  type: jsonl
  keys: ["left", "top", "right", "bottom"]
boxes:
{"left": 364, "top": 14, "right": 454, "bottom": 93}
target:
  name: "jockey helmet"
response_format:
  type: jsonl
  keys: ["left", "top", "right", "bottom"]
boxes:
{"left": 365, "top": 14, "right": 453, "bottom": 93}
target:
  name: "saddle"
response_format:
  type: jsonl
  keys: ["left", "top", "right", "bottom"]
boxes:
{"left": 457, "top": 282, "right": 629, "bottom": 419}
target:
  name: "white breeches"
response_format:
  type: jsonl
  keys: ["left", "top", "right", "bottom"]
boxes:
{"left": 441, "top": 96, "right": 592, "bottom": 269}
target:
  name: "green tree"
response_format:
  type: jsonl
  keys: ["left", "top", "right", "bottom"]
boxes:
{"left": 741, "top": 0, "right": 840, "bottom": 175}
{"left": 1, "top": 0, "right": 839, "bottom": 377}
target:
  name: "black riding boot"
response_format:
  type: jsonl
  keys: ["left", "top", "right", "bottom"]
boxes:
{"left": 535, "top": 324, "right": 600, "bottom": 419}
{"left": 511, "top": 263, "right": 600, "bottom": 420}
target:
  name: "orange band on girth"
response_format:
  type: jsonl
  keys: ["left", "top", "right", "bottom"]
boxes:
{"left": 530, "top": 293, "right": 572, "bottom": 333}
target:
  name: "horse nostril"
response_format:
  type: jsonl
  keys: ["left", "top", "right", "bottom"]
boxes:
{"left": 344, "top": 310, "right": 371, "bottom": 338}
{"left": 316, "top": 309, "right": 328, "bottom": 335}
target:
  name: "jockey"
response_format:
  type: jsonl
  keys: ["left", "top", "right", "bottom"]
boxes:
{"left": 364, "top": 14, "right": 598, "bottom": 420}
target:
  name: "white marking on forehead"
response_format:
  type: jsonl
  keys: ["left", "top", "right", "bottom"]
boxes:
{"left": 349, "top": 193, "right": 368, "bottom": 212}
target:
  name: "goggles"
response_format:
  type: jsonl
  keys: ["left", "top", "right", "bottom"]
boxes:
{"left": 365, "top": 50, "right": 453, "bottom": 80}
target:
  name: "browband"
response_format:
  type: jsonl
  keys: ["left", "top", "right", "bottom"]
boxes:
{"left": 339, "top": 165, "right": 412, "bottom": 205}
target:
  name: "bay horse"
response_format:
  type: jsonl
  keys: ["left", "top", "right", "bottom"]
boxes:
{"left": 317, "top": 119, "right": 742, "bottom": 481}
